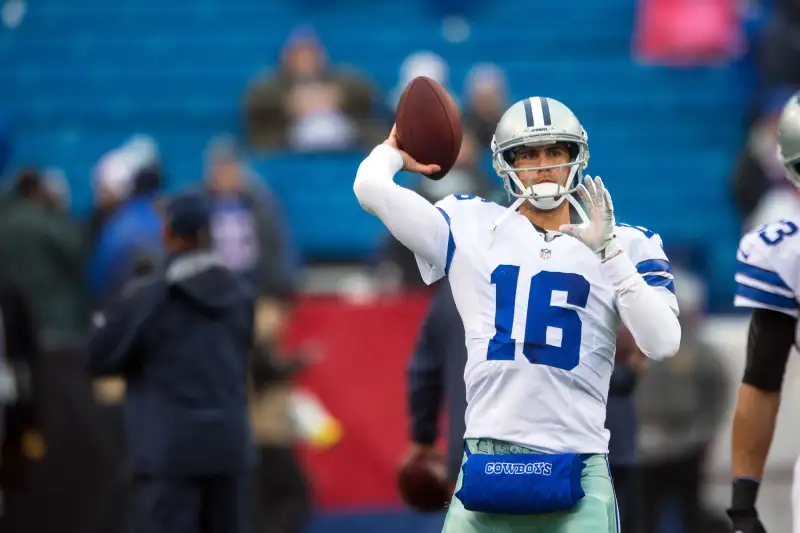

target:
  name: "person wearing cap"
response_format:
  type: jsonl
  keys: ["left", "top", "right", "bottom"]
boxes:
{"left": 86, "top": 191, "right": 256, "bottom": 533}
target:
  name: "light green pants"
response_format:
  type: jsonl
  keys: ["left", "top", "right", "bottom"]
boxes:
{"left": 442, "top": 439, "right": 619, "bottom": 533}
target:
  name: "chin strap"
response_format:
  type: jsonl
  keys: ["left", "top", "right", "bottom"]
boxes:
{"left": 492, "top": 164, "right": 583, "bottom": 233}
{"left": 566, "top": 194, "right": 590, "bottom": 224}
{"left": 490, "top": 197, "right": 525, "bottom": 232}
{"left": 490, "top": 190, "right": 589, "bottom": 233}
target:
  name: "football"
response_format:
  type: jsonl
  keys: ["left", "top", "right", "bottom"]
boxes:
{"left": 395, "top": 76, "right": 463, "bottom": 180}
{"left": 396, "top": 448, "right": 451, "bottom": 512}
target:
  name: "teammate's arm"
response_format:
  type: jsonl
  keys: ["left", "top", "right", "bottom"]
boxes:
{"left": 728, "top": 308, "right": 795, "bottom": 527}
{"left": 354, "top": 127, "right": 450, "bottom": 271}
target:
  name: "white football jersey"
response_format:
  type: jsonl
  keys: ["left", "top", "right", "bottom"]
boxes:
{"left": 416, "top": 194, "right": 679, "bottom": 454}
{"left": 735, "top": 217, "right": 800, "bottom": 320}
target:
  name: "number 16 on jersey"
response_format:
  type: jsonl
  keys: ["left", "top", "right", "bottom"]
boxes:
{"left": 487, "top": 266, "right": 590, "bottom": 371}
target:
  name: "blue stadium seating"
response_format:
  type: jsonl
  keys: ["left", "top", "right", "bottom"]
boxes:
{"left": 0, "top": 0, "right": 750, "bottom": 310}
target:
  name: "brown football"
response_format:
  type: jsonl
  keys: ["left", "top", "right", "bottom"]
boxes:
{"left": 396, "top": 448, "right": 451, "bottom": 512}
{"left": 395, "top": 76, "right": 463, "bottom": 180}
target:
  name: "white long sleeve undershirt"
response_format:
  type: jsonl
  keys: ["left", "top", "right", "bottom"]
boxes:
{"left": 353, "top": 144, "right": 451, "bottom": 271}
{"left": 600, "top": 253, "right": 681, "bottom": 360}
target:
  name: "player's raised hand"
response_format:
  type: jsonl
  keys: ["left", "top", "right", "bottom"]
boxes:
{"left": 383, "top": 124, "right": 441, "bottom": 177}
{"left": 558, "top": 176, "right": 621, "bottom": 260}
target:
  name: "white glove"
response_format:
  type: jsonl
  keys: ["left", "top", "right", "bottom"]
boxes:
{"left": 558, "top": 176, "right": 623, "bottom": 261}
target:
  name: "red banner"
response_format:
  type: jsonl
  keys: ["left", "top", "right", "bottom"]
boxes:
{"left": 281, "top": 291, "right": 435, "bottom": 510}
{"left": 633, "top": 0, "right": 743, "bottom": 66}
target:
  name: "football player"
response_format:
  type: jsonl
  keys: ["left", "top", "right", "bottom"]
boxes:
{"left": 728, "top": 92, "right": 800, "bottom": 533}
{"left": 354, "top": 97, "right": 681, "bottom": 533}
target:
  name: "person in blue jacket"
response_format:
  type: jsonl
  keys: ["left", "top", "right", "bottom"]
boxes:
{"left": 87, "top": 191, "right": 256, "bottom": 533}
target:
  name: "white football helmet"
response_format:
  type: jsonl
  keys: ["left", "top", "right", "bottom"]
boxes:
{"left": 778, "top": 92, "right": 800, "bottom": 189}
{"left": 491, "top": 97, "right": 589, "bottom": 212}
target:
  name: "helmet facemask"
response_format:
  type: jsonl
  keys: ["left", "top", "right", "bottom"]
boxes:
{"left": 493, "top": 138, "right": 588, "bottom": 212}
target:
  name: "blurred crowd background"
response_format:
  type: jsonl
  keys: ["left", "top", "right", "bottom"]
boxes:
{"left": 1, "top": 0, "right": 800, "bottom": 531}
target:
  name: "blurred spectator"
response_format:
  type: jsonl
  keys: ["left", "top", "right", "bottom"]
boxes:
{"left": 87, "top": 138, "right": 164, "bottom": 309}
{"left": 40, "top": 168, "right": 70, "bottom": 212}
{"left": 606, "top": 325, "right": 647, "bottom": 533}
{"left": 463, "top": 63, "right": 508, "bottom": 148}
{"left": 202, "top": 136, "right": 297, "bottom": 342}
{"left": 0, "top": 281, "right": 41, "bottom": 507}
{"left": 244, "top": 26, "right": 381, "bottom": 152}
{"left": 375, "top": 131, "right": 498, "bottom": 289}
{"left": 635, "top": 268, "right": 730, "bottom": 533}
{"left": 87, "top": 192, "right": 257, "bottom": 533}
{"left": 0, "top": 168, "right": 88, "bottom": 351}
{"left": 389, "top": 51, "right": 451, "bottom": 110}
{"left": 249, "top": 342, "right": 316, "bottom": 533}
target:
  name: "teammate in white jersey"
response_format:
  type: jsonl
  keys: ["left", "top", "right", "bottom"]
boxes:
{"left": 354, "top": 97, "right": 681, "bottom": 533}
{"left": 728, "top": 92, "right": 800, "bottom": 533}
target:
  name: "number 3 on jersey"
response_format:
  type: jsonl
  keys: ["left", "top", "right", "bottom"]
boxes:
{"left": 488, "top": 266, "right": 590, "bottom": 371}
{"left": 759, "top": 220, "right": 798, "bottom": 246}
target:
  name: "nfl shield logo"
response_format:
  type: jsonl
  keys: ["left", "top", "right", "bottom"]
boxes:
{"left": 540, "top": 248, "right": 552, "bottom": 260}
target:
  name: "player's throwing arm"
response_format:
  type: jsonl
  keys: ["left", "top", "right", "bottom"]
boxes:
{"left": 354, "top": 77, "right": 462, "bottom": 274}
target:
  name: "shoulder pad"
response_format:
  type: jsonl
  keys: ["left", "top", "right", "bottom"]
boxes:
{"left": 615, "top": 224, "right": 670, "bottom": 281}
{"left": 435, "top": 194, "right": 493, "bottom": 211}
{"left": 615, "top": 223, "right": 677, "bottom": 309}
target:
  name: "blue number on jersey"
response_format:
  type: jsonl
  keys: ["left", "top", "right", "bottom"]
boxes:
{"left": 487, "top": 266, "right": 591, "bottom": 371}
{"left": 453, "top": 194, "right": 491, "bottom": 203}
{"left": 616, "top": 223, "right": 655, "bottom": 239}
{"left": 759, "top": 220, "right": 799, "bottom": 246}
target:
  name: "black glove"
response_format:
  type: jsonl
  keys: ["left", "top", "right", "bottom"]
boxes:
{"left": 727, "top": 508, "right": 767, "bottom": 533}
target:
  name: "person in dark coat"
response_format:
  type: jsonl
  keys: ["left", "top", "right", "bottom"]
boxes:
{"left": 0, "top": 168, "right": 88, "bottom": 352}
{"left": 86, "top": 191, "right": 256, "bottom": 533}
{"left": 606, "top": 326, "right": 646, "bottom": 533}
{"left": 405, "top": 280, "right": 468, "bottom": 489}
{"left": 0, "top": 282, "right": 40, "bottom": 502}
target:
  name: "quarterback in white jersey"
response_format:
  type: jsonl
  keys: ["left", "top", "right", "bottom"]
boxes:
{"left": 728, "top": 93, "right": 800, "bottom": 533}
{"left": 355, "top": 96, "right": 681, "bottom": 533}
